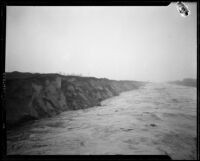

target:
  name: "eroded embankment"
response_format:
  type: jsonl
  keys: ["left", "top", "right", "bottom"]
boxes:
{"left": 5, "top": 72, "right": 145, "bottom": 128}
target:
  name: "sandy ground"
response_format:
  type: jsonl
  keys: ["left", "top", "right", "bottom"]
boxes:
{"left": 7, "top": 83, "right": 197, "bottom": 160}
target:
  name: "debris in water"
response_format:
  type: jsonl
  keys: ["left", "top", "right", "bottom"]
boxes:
{"left": 150, "top": 124, "right": 157, "bottom": 127}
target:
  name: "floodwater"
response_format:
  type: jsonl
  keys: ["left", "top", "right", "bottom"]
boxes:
{"left": 7, "top": 83, "right": 197, "bottom": 160}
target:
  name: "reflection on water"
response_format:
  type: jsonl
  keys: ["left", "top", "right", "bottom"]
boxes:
{"left": 7, "top": 83, "right": 197, "bottom": 159}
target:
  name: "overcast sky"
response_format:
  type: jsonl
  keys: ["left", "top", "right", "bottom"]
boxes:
{"left": 6, "top": 3, "right": 197, "bottom": 82}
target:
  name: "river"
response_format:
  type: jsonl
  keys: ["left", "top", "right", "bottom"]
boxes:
{"left": 7, "top": 83, "right": 197, "bottom": 160}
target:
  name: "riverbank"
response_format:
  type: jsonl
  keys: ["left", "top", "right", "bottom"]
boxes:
{"left": 5, "top": 71, "right": 145, "bottom": 128}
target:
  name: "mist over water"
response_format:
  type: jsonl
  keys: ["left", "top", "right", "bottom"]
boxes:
{"left": 7, "top": 83, "right": 196, "bottom": 159}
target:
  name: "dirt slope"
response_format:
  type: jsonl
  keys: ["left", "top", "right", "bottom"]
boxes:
{"left": 5, "top": 72, "right": 145, "bottom": 128}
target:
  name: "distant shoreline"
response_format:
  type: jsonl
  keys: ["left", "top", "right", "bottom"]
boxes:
{"left": 168, "top": 78, "right": 196, "bottom": 87}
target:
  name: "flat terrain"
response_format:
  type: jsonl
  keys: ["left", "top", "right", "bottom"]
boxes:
{"left": 7, "top": 83, "right": 197, "bottom": 160}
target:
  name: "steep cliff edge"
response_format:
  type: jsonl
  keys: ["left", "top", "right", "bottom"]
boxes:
{"left": 5, "top": 72, "right": 145, "bottom": 128}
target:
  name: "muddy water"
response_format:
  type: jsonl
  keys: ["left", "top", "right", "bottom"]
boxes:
{"left": 7, "top": 83, "right": 197, "bottom": 160}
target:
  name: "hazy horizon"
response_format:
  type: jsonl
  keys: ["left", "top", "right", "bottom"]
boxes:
{"left": 6, "top": 3, "right": 197, "bottom": 82}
